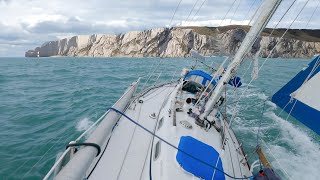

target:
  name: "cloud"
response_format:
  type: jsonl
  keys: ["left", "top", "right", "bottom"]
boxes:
{"left": 0, "top": 0, "right": 320, "bottom": 56}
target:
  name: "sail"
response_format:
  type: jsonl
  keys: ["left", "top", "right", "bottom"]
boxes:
{"left": 272, "top": 55, "right": 320, "bottom": 135}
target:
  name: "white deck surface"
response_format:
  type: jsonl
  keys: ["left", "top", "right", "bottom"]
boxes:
{"left": 88, "top": 83, "right": 251, "bottom": 180}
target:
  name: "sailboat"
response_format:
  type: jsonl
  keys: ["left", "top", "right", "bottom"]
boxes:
{"left": 42, "top": 0, "right": 318, "bottom": 179}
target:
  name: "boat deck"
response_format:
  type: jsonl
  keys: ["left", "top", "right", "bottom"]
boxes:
{"left": 88, "top": 84, "right": 176, "bottom": 180}
{"left": 87, "top": 82, "right": 251, "bottom": 180}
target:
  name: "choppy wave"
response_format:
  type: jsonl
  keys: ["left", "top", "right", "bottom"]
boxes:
{"left": 228, "top": 79, "right": 319, "bottom": 180}
{"left": 264, "top": 112, "right": 320, "bottom": 180}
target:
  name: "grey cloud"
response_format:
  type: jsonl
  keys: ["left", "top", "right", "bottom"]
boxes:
{"left": 0, "top": 0, "right": 11, "bottom": 4}
{"left": 29, "top": 18, "right": 140, "bottom": 35}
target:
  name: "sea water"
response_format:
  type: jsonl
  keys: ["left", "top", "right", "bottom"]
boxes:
{"left": 0, "top": 57, "right": 319, "bottom": 180}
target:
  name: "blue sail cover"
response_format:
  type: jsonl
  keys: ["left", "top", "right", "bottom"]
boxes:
{"left": 184, "top": 70, "right": 216, "bottom": 86}
{"left": 184, "top": 70, "right": 242, "bottom": 87}
{"left": 272, "top": 55, "right": 320, "bottom": 135}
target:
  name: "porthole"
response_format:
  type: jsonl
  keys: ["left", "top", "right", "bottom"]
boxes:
{"left": 154, "top": 141, "right": 161, "bottom": 160}
{"left": 157, "top": 117, "right": 164, "bottom": 130}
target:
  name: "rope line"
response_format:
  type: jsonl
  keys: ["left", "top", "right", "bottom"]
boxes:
{"left": 106, "top": 107, "right": 253, "bottom": 180}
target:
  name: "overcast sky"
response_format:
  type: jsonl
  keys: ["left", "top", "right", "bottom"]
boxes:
{"left": 0, "top": 0, "right": 319, "bottom": 57}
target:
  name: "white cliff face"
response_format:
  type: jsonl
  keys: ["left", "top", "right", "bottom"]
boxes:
{"left": 25, "top": 27, "right": 320, "bottom": 58}
{"left": 220, "top": 28, "right": 320, "bottom": 58}
{"left": 259, "top": 36, "right": 320, "bottom": 58}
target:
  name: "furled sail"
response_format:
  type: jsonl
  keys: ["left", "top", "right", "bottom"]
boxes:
{"left": 272, "top": 55, "right": 320, "bottom": 135}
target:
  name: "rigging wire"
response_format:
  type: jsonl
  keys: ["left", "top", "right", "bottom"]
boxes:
{"left": 269, "top": 0, "right": 298, "bottom": 37}
{"left": 231, "top": 0, "right": 310, "bottom": 117}
{"left": 248, "top": 0, "right": 263, "bottom": 26}
{"left": 260, "top": 139, "right": 292, "bottom": 180}
{"left": 228, "top": 0, "right": 312, "bottom": 142}
{"left": 185, "top": 0, "right": 201, "bottom": 24}
{"left": 145, "top": 0, "right": 188, "bottom": 89}
{"left": 20, "top": 133, "right": 72, "bottom": 179}
{"left": 218, "top": 0, "right": 238, "bottom": 28}
{"left": 257, "top": 0, "right": 311, "bottom": 76}
{"left": 305, "top": 0, "right": 320, "bottom": 29}
{"left": 7, "top": 136, "right": 58, "bottom": 178}
{"left": 141, "top": 59, "right": 164, "bottom": 90}
{"left": 187, "top": 0, "right": 207, "bottom": 25}
{"left": 244, "top": 0, "right": 259, "bottom": 24}
{"left": 196, "top": 0, "right": 262, "bottom": 106}
{"left": 230, "top": 0, "right": 242, "bottom": 25}
{"left": 169, "top": 0, "right": 184, "bottom": 27}
{"left": 223, "top": 1, "right": 312, "bottom": 178}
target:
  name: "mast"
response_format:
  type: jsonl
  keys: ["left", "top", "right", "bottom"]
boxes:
{"left": 199, "top": 0, "right": 282, "bottom": 120}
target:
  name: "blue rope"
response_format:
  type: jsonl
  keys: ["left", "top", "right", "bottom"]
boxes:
{"left": 107, "top": 107, "right": 253, "bottom": 179}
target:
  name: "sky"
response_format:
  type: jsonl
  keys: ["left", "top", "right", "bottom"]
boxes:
{"left": 0, "top": 0, "right": 319, "bottom": 57}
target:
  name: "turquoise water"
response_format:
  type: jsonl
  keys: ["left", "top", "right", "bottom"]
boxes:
{"left": 0, "top": 57, "right": 319, "bottom": 180}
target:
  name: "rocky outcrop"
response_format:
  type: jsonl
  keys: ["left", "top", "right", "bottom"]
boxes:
{"left": 25, "top": 27, "right": 320, "bottom": 58}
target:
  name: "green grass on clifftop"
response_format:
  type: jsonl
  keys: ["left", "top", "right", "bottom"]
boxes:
{"left": 180, "top": 25, "right": 320, "bottom": 42}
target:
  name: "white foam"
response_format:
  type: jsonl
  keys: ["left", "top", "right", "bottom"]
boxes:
{"left": 266, "top": 100, "right": 277, "bottom": 111}
{"left": 257, "top": 93, "right": 268, "bottom": 100}
{"left": 242, "top": 82, "right": 256, "bottom": 88}
{"left": 76, "top": 117, "right": 94, "bottom": 132}
{"left": 264, "top": 111, "right": 320, "bottom": 180}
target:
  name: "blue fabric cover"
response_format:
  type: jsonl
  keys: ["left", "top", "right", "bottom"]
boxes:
{"left": 184, "top": 70, "right": 217, "bottom": 86}
{"left": 176, "top": 136, "right": 225, "bottom": 180}
{"left": 272, "top": 55, "right": 320, "bottom": 135}
{"left": 184, "top": 70, "right": 242, "bottom": 87}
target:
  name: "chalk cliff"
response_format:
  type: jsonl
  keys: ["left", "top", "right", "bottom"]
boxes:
{"left": 25, "top": 26, "right": 320, "bottom": 58}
